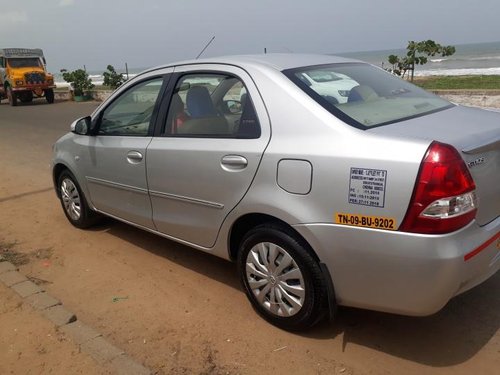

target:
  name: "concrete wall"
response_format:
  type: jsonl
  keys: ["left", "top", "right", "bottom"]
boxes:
{"left": 54, "top": 90, "right": 113, "bottom": 102}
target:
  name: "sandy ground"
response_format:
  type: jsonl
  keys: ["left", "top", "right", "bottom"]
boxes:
{"left": 0, "top": 99, "right": 498, "bottom": 374}
{"left": 440, "top": 93, "right": 500, "bottom": 109}
{"left": 0, "top": 282, "right": 109, "bottom": 374}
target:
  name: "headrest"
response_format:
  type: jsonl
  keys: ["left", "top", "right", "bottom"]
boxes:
{"left": 186, "top": 86, "right": 217, "bottom": 118}
{"left": 348, "top": 85, "right": 378, "bottom": 102}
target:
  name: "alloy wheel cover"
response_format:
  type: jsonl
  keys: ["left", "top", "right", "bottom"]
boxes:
{"left": 60, "top": 178, "right": 82, "bottom": 221}
{"left": 245, "top": 242, "right": 305, "bottom": 317}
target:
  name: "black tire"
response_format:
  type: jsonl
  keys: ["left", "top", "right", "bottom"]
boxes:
{"left": 45, "top": 88, "right": 54, "bottom": 104}
{"left": 7, "top": 86, "right": 17, "bottom": 106}
{"left": 238, "top": 223, "right": 330, "bottom": 331}
{"left": 57, "top": 170, "right": 100, "bottom": 228}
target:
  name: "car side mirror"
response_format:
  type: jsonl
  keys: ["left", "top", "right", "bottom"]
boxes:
{"left": 71, "top": 116, "right": 91, "bottom": 135}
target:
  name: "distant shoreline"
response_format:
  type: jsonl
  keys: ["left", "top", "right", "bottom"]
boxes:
{"left": 54, "top": 74, "right": 500, "bottom": 90}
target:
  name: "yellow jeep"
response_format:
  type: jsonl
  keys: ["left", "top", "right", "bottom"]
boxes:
{"left": 0, "top": 48, "right": 56, "bottom": 106}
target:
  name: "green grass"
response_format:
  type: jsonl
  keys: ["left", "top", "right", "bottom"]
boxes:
{"left": 413, "top": 75, "right": 500, "bottom": 90}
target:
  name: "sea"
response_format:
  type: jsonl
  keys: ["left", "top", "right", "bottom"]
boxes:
{"left": 54, "top": 41, "right": 500, "bottom": 87}
{"left": 337, "top": 41, "right": 500, "bottom": 76}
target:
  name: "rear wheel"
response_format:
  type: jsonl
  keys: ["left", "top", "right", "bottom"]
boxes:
{"left": 45, "top": 88, "right": 54, "bottom": 104}
{"left": 58, "top": 170, "right": 100, "bottom": 228}
{"left": 7, "top": 86, "right": 17, "bottom": 106}
{"left": 238, "top": 223, "right": 330, "bottom": 330}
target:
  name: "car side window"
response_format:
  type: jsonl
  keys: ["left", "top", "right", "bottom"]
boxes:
{"left": 98, "top": 77, "right": 164, "bottom": 136}
{"left": 163, "top": 73, "right": 260, "bottom": 138}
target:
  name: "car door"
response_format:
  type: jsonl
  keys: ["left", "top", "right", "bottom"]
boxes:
{"left": 78, "top": 74, "right": 169, "bottom": 228}
{"left": 146, "top": 64, "right": 270, "bottom": 247}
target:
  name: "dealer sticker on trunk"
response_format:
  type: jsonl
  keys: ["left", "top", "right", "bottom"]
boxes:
{"left": 335, "top": 213, "right": 397, "bottom": 230}
{"left": 348, "top": 167, "right": 387, "bottom": 207}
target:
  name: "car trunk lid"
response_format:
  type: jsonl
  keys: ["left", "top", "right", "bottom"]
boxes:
{"left": 368, "top": 105, "right": 500, "bottom": 226}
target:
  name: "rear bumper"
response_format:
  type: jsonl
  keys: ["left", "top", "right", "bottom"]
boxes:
{"left": 294, "top": 218, "right": 499, "bottom": 316}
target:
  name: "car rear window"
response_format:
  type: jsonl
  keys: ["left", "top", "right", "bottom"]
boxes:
{"left": 283, "top": 63, "right": 453, "bottom": 129}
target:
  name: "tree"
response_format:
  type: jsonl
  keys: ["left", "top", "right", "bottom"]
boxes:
{"left": 61, "top": 68, "right": 94, "bottom": 96}
{"left": 387, "top": 40, "right": 456, "bottom": 81}
{"left": 103, "top": 65, "right": 126, "bottom": 89}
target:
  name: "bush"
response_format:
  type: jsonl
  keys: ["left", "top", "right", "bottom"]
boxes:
{"left": 60, "top": 68, "right": 94, "bottom": 96}
{"left": 387, "top": 40, "right": 456, "bottom": 81}
{"left": 103, "top": 65, "right": 126, "bottom": 89}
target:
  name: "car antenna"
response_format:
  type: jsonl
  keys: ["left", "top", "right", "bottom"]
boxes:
{"left": 196, "top": 36, "right": 215, "bottom": 59}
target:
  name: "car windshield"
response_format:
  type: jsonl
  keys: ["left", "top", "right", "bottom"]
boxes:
{"left": 284, "top": 63, "right": 453, "bottom": 128}
{"left": 7, "top": 57, "right": 42, "bottom": 68}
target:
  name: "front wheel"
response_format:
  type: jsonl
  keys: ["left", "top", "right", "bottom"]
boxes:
{"left": 7, "top": 86, "right": 18, "bottom": 106}
{"left": 238, "top": 224, "right": 330, "bottom": 330}
{"left": 58, "top": 170, "right": 99, "bottom": 228}
{"left": 45, "top": 89, "right": 54, "bottom": 104}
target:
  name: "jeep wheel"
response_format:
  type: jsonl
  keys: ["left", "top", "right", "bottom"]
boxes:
{"left": 7, "top": 86, "right": 18, "bottom": 106}
{"left": 45, "top": 88, "right": 54, "bottom": 104}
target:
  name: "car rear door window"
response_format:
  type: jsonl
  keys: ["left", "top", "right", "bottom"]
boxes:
{"left": 163, "top": 73, "right": 260, "bottom": 138}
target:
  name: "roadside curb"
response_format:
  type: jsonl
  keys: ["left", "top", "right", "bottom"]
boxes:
{"left": 0, "top": 259, "right": 151, "bottom": 374}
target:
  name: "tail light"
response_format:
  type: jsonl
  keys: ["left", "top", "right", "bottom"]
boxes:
{"left": 400, "top": 141, "right": 477, "bottom": 234}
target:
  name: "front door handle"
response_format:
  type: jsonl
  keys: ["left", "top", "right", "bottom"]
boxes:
{"left": 221, "top": 155, "right": 248, "bottom": 171}
{"left": 127, "top": 150, "right": 143, "bottom": 164}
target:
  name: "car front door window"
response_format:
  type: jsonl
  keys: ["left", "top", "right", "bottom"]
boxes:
{"left": 99, "top": 78, "right": 164, "bottom": 136}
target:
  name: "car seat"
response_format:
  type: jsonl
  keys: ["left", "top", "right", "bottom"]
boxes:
{"left": 186, "top": 86, "right": 218, "bottom": 117}
{"left": 168, "top": 93, "right": 188, "bottom": 134}
{"left": 178, "top": 86, "right": 229, "bottom": 135}
{"left": 347, "top": 85, "right": 378, "bottom": 102}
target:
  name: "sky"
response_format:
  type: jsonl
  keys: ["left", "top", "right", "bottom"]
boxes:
{"left": 1, "top": 0, "right": 499, "bottom": 73}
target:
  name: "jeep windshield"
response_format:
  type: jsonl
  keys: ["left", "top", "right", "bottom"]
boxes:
{"left": 283, "top": 63, "right": 453, "bottom": 129}
{"left": 7, "top": 58, "right": 42, "bottom": 68}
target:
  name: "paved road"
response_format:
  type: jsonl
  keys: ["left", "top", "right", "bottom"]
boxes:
{"left": 0, "top": 99, "right": 98, "bottom": 159}
{"left": 0, "top": 100, "right": 498, "bottom": 374}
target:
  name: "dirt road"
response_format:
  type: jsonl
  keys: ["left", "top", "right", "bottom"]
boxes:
{"left": 0, "top": 281, "right": 108, "bottom": 374}
{"left": 0, "top": 100, "right": 498, "bottom": 374}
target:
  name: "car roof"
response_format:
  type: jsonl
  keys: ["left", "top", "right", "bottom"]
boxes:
{"left": 143, "top": 53, "right": 363, "bottom": 75}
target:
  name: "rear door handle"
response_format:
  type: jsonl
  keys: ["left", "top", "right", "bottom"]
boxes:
{"left": 127, "top": 150, "right": 143, "bottom": 164}
{"left": 221, "top": 155, "right": 248, "bottom": 170}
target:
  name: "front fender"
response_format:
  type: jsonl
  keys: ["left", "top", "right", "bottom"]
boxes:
{"left": 52, "top": 139, "right": 95, "bottom": 210}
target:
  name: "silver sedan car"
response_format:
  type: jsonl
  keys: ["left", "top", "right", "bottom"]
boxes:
{"left": 52, "top": 54, "right": 499, "bottom": 330}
